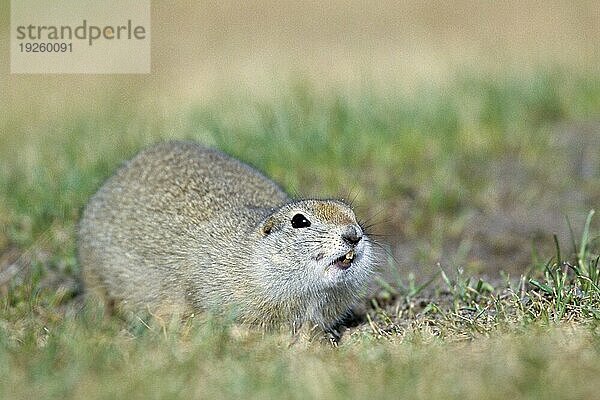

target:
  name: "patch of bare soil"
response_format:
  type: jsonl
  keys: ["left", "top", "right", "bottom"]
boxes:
{"left": 385, "top": 122, "right": 600, "bottom": 279}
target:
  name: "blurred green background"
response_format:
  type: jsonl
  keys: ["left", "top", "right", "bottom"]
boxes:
{"left": 1, "top": 0, "right": 599, "bottom": 286}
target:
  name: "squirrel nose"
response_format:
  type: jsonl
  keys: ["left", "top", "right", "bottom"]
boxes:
{"left": 342, "top": 225, "right": 362, "bottom": 245}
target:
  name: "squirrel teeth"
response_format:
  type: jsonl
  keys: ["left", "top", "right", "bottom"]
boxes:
{"left": 332, "top": 249, "right": 356, "bottom": 269}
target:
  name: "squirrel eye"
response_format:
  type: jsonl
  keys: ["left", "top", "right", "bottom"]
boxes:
{"left": 291, "top": 213, "right": 311, "bottom": 228}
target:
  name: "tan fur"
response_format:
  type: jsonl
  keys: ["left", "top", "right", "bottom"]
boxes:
{"left": 77, "top": 141, "right": 375, "bottom": 332}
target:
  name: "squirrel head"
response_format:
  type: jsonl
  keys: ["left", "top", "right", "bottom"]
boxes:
{"left": 255, "top": 199, "right": 375, "bottom": 290}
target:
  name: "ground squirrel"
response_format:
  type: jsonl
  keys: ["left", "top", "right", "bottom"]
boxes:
{"left": 78, "top": 141, "right": 375, "bottom": 335}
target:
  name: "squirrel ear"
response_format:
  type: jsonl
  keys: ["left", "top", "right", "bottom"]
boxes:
{"left": 261, "top": 217, "right": 275, "bottom": 236}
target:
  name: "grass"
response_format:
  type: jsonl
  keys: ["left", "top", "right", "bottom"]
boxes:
{"left": 1, "top": 68, "right": 600, "bottom": 399}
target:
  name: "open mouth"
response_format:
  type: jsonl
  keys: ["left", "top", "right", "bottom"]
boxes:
{"left": 331, "top": 249, "right": 355, "bottom": 270}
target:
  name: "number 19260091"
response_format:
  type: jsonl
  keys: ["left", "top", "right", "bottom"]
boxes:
{"left": 19, "top": 42, "right": 72, "bottom": 52}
